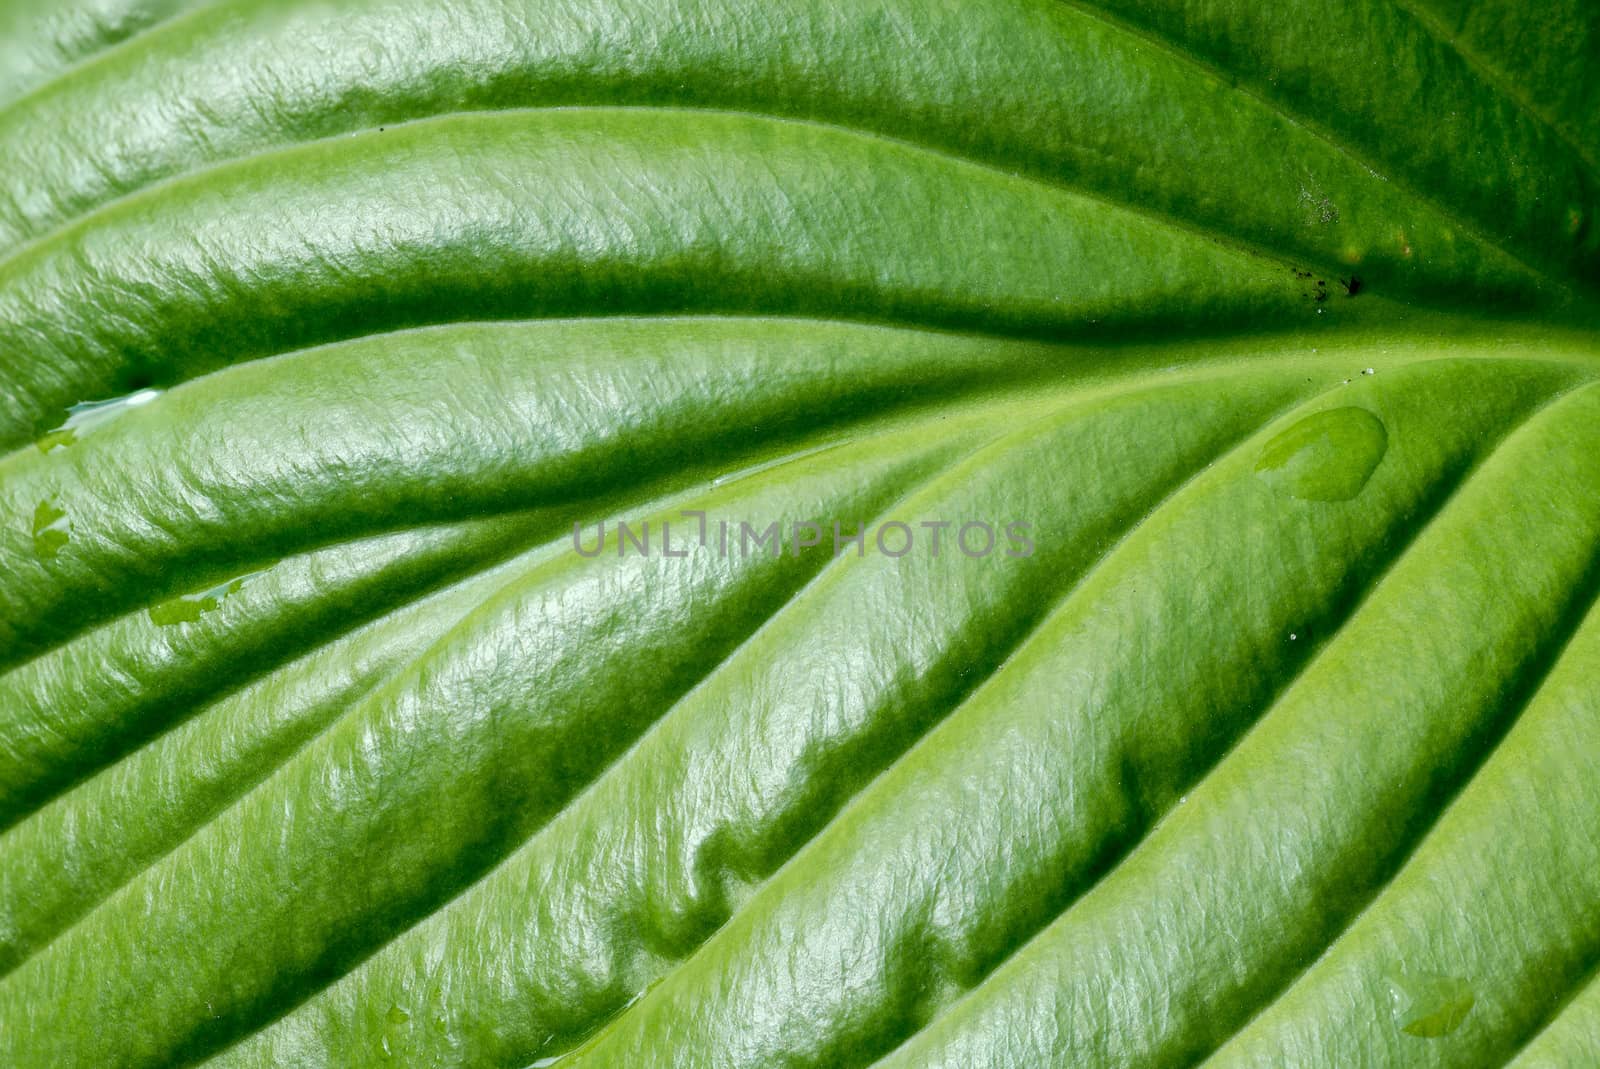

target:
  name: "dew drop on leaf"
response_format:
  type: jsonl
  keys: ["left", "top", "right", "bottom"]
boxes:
{"left": 1255, "top": 406, "right": 1388, "bottom": 502}
{"left": 35, "top": 427, "right": 76, "bottom": 454}
{"left": 146, "top": 571, "right": 263, "bottom": 626}
{"left": 1384, "top": 967, "right": 1475, "bottom": 1038}
{"left": 377, "top": 1005, "right": 412, "bottom": 1059}
{"left": 31, "top": 499, "right": 70, "bottom": 559}
{"left": 35, "top": 388, "right": 163, "bottom": 454}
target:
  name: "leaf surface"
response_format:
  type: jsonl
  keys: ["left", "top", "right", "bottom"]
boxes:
{"left": 0, "top": 2, "right": 1597, "bottom": 1067}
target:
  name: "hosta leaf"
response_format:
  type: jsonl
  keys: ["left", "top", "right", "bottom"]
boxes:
{"left": 0, "top": 1, "right": 1597, "bottom": 1068}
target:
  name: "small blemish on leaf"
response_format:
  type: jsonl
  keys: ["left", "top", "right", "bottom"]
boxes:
{"left": 1298, "top": 187, "right": 1340, "bottom": 225}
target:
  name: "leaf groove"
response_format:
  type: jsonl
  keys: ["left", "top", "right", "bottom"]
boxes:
{"left": 1383, "top": 0, "right": 1600, "bottom": 179}
{"left": 1054, "top": 0, "right": 1589, "bottom": 300}
{"left": 1193, "top": 384, "right": 1600, "bottom": 1065}
{"left": 1501, "top": 960, "right": 1600, "bottom": 1068}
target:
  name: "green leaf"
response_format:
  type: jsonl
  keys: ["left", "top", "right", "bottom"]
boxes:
{"left": 0, "top": 1, "right": 1596, "bottom": 1068}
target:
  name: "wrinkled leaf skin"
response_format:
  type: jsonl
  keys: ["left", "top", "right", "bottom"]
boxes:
{"left": 0, "top": 2, "right": 1598, "bottom": 1069}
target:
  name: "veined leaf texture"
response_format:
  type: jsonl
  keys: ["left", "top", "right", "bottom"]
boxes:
{"left": 0, "top": 0, "right": 1598, "bottom": 1066}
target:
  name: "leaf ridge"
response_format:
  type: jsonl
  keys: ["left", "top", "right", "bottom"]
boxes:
{"left": 185, "top": 410, "right": 1024, "bottom": 1067}
{"left": 0, "top": 520, "right": 599, "bottom": 973}
{"left": 0, "top": 0, "right": 205, "bottom": 118}
{"left": 0, "top": 103, "right": 1342, "bottom": 295}
{"left": 0, "top": 515, "right": 582, "bottom": 829}
{"left": 573, "top": 378, "right": 1346, "bottom": 1069}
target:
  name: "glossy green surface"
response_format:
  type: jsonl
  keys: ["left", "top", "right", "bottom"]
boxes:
{"left": 0, "top": 1, "right": 1597, "bottom": 1067}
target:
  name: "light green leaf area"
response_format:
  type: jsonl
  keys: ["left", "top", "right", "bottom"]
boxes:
{"left": 0, "top": 1, "right": 1597, "bottom": 1067}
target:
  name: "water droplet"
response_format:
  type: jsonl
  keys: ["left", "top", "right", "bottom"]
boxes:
{"left": 35, "top": 388, "right": 162, "bottom": 453}
{"left": 1256, "top": 407, "right": 1388, "bottom": 502}
{"left": 1385, "top": 967, "right": 1475, "bottom": 1038}
{"left": 372, "top": 1002, "right": 414, "bottom": 1059}
{"left": 36, "top": 427, "right": 76, "bottom": 454}
{"left": 31, "top": 499, "right": 70, "bottom": 559}
{"left": 528, "top": 1035, "right": 565, "bottom": 1068}
{"left": 147, "top": 571, "right": 263, "bottom": 627}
